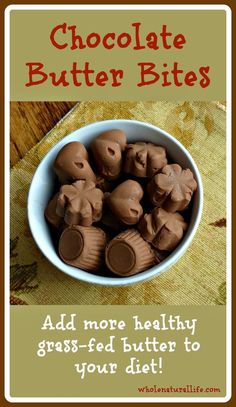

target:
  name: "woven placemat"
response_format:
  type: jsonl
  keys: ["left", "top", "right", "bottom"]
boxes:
{"left": 10, "top": 101, "right": 226, "bottom": 305}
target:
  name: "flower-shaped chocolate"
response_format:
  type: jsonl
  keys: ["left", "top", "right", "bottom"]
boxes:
{"left": 106, "top": 180, "right": 143, "bottom": 225}
{"left": 91, "top": 129, "right": 127, "bottom": 180}
{"left": 147, "top": 164, "right": 197, "bottom": 212}
{"left": 124, "top": 142, "right": 167, "bottom": 178}
{"left": 138, "top": 207, "right": 187, "bottom": 251}
{"left": 56, "top": 180, "right": 104, "bottom": 226}
{"left": 53, "top": 141, "right": 96, "bottom": 184}
{"left": 105, "top": 229, "right": 156, "bottom": 276}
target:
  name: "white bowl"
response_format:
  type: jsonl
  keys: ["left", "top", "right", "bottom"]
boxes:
{"left": 28, "top": 120, "right": 203, "bottom": 286}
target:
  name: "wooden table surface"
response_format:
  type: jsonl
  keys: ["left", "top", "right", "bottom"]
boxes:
{"left": 10, "top": 102, "right": 77, "bottom": 167}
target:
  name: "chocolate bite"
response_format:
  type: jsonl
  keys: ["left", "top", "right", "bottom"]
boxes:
{"left": 138, "top": 207, "right": 187, "bottom": 251}
{"left": 53, "top": 141, "right": 96, "bottom": 184}
{"left": 91, "top": 129, "right": 126, "bottom": 180}
{"left": 147, "top": 164, "right": 197, "bottom": 212}
{"left": 124, "top": 142, "right": 167, "bottom": 178}
{"left": 44, "top": 132, "right": 198, "bottom": 277}
{"left": 105, "top": 229, "right": 156, "bottom": 276}
{"left": 45, "top": 193, "right": 63, "bottom": 228}
{"left": 106, "top": 180, "right": 143, "bottom": 225}
{"left": 56, "top": 180, "right": 104, "bottom": 226}
{"left": 59, "top": 225, "right": 106, "bottom": 271}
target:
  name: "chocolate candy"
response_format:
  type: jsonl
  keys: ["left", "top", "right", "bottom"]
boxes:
{"left": 56, "top": 180, "right": 104, "bottom": 226}
{"left": 53, "top": 141, "right": 96, "bottom": 184}
{"left": 147, "top": 164, "right": 197, "bottom": 212}
{"left": 138, "top": 207, "right": 187, "bottom": 251}
{"left": 44, "top": 132, "right": 197, "bottom": 276}
{"left": 106, "top": 180, "right": 143, "bottom": 225}
{"left": 59, "top": 225, "right": 106, "bottom": 271}
{"left": 91, "top": 129, "right": 126, "bottom": 180}
{"left": 124, "top": 142, "right": 167, "bottom": 178}
{"left": 105, "top": 229, "right": 156, "bottom": 276}
{"left": 44, "top": 193, "right": 63, "bottom": 228}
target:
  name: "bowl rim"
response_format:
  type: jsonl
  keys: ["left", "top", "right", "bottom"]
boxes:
{"left": 27, "top": 119, "right": 204, "bottom": 286}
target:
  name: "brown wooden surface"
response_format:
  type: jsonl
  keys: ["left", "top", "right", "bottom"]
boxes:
{"left": 10, "top": 102, "right": 77, "bottom": 167}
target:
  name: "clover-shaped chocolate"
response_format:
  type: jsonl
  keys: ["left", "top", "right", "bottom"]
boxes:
{"left": 91, "top": 129, "right": 127, "bottom": 180}
{"left": 53, "top": 141, "right": 96, "bottom": 184}
{"left": 138, "top": 207, "right": 187, "bottom": 251}
{"left": 106, "top": 180, "right": 143, "bottom": 225}
{"left": 147, "top": 164, "right": 197, "bottom": 212}
{"left": 56, "top": 180, "right": 104, "bottom": 226}
{"left": 124, "top": 142, "right": 167, "bottom": 178}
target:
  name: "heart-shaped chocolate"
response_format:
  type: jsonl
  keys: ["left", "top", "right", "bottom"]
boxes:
{"left": 124, "top": 142, "right": 167, "bottom": 178}
{"left": 91, "top": 129, "right": 127, "bottom": 180}
{"left": 53, "top": 141, "right": 96, "bottom": 184}
{"left": 106, "top": 180, "right": 143, "bottom": 225}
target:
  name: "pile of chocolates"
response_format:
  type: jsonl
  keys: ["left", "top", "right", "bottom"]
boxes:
{"left": 45, "top": 129, "right": 197, "bottom": 277}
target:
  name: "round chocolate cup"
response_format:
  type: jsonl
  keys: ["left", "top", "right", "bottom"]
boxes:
{"left": 105, "top": 229, "right": 156, "bottom": 277}
{"left": 59, "top": 225, "right": 106, "bottom": 272}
